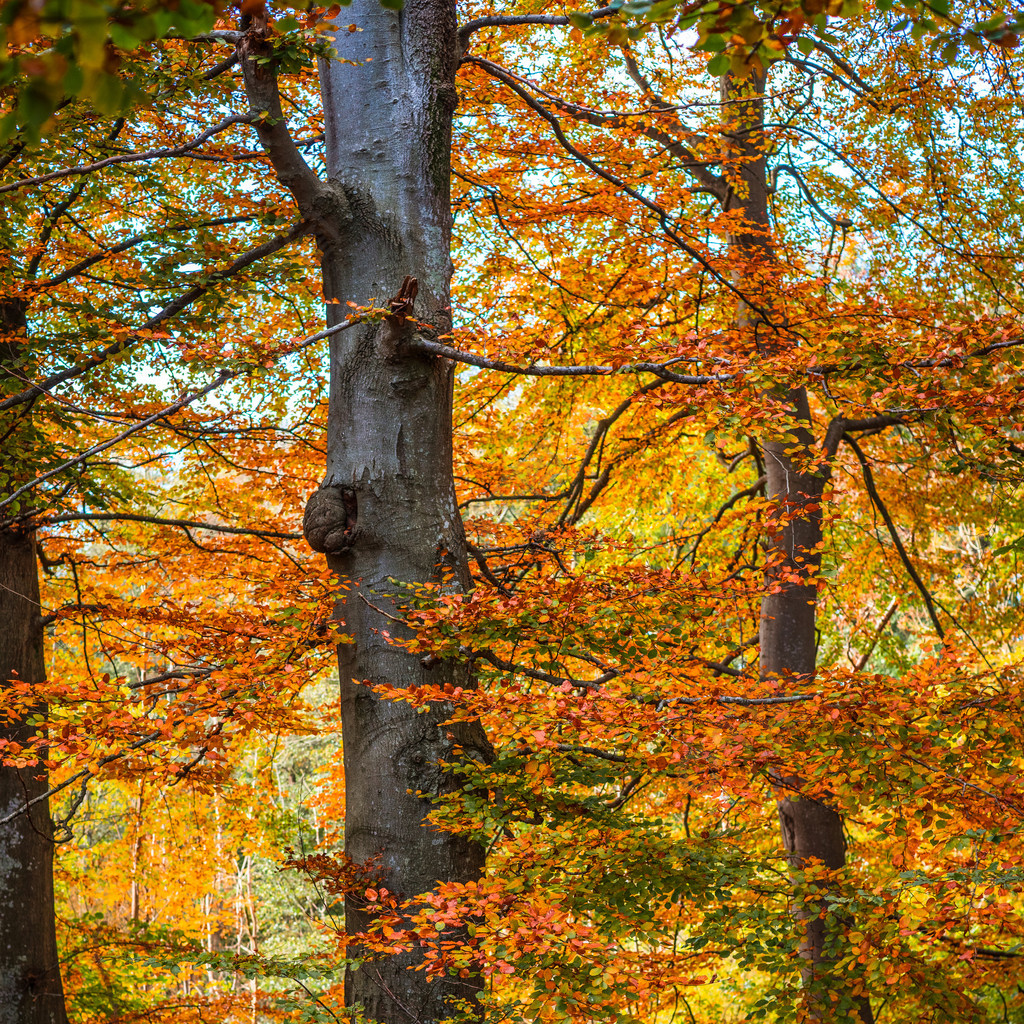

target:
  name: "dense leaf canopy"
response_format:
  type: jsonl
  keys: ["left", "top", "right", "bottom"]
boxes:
{"left": 2, "top": 1, "right": 1024, "bottom": 1023}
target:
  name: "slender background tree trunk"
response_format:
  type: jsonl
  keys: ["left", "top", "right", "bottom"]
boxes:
{"left": 720, "top": 70, "right": 872, "bottom": 1023}
{"left": 0, "top": 297, "right": 69, "bottom": 1024}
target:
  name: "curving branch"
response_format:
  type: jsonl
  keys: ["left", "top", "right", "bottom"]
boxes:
{"left": 854, "top": 599, "right": 899, "bottom": 671}
{"left": 42, "top": 512, "right": 301, "bottom": 541}
{"left": 0, "top": 316, "right": 357, "bottom": 516}
{"left": 39, "top": 214, "right": 259, "bottom": 288}
{"left": 458, "top": 6, "right": 617, "bottom": 49}
{"left": 410, "top": 334, "right": 724, "bottom": 384}
{"left": 821, "top": 414, "right": 909, "bottom": 461}
{"left": 0, "top": 372, "right": 238, "bottom": 514}
{"left": 236, "top": 15, "right": 348, "bottom": 245}
{"left": 481, "top": 55, "right": 725, "bottom": 198}
{"left": 557, "top": 378, "right": 667, "bottom": 527}
{"left": 0, "top": 113, "right": 256, "bottom": 195}
{"left": 1, "top": 220, "right": 313, "bottom": 412}
{"left": 772, "top": 163, "right": 852, "bottom": 229}
{"left": 688, "top": 473, "right": 767, "bottom": 564}
{"left": 465, "top": 55, "right": 773, "bottom": 322}
{"left": 845, "top": 434, "right": 945, "bottom": 638}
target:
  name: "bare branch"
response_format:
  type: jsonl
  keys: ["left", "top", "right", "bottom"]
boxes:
{"left": 410, "top": 335, "right": 724, "bottom": 385}
{"left": 854, "top": 599, "right": 899, "bottom": 671}
{"left": 467, "top": 55, "right": 771, "bottom": 322}
{"left": 237, "top": 16, "right": 347, "bottom": 238}
{"left": 0, "top": 372, "right": 237, "bottom": 513}
{"left": 126, "top": 667, "right": 215, "bottom": 690}
{"left": 472, "top": 646, "right": 817, "bottom": 706}
{"left": 43, "top": 512, "right": 300, "bottom": 541}
{"left": 688, "top": 474, "right": 767, "bottom": 564}
{"left": 39, "top": 214, "right": 259, "bottom": 288}
{"left": 472, "top": 647, "right": 619, "bottom": 690}
{"left": 0, "top": 114, "right": 256, "bottom": 195}
{"left": 0, "top": 728, "right": 164, "bottom": 827}
{"left": 845, "top": 435, "right": 945, "bottom": 639}
{"left": 1, "top": 316, "right": 358, "bottom": 515}
{"left": 821, "top": 414, "right": 909, "bottom": 461}
{"left": 0, "top": 221, "right": 313, "bottom": 412}
{"left": 458, "top": 6, "right": 616, "bottom": 48}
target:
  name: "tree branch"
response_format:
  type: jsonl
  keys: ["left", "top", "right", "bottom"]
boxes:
{"left": 0, "top": 372, "right": 237, "bottom": 513}
{"left": 409, "top": 336, "right": 723, "bottom": 384}
{"left": 1, "top": 316, "right": 358, "bottom": 515}
{"left": 822, "top": 414, "right": 909, "bottom": 460}
{"left": 854, "top": 599, "right": 899, "bottom": 671}
{"left": 485, "top": 57, "right": 724, "bottom": 198}
{"left": 458, "top": 7, "right": 617, "bottom": 48}
{"left": 0, "top": 728, "right": 164, "bottom": 827}
{"left": 1, "top": 220, "right": 313, "bottom": 412}
{"left": 236, "top": 15, "right": 348, "bottom": 241}
{"left": 0, "top": 113, "right": 256, "bottom": 195}
{"left": 42, "top": 512, "right": 301, "bottom": 541}
{"left": 39, "top": 214, "right": 259, "bottom": 288}
{"left": 688, "top": 474, "right": 767, "bottom": 564}
{"left": 845, "top": 435, "right": 945, "bottom": 638}
{"left": 465, "top": 55, "right": 770, "bottom": 321}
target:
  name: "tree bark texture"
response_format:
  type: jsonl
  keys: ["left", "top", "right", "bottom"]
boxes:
{"left": 242, "top": 4, "right": 490, "bottom": 1021}
{"left": 0, "top": 298, "right": 69, "bottom": 1024}
{"left": 320, "top": 8, "right": 490, "bottom": 1020}
{"left": 719, "top": 72, "right": 872, "bottom": 1023}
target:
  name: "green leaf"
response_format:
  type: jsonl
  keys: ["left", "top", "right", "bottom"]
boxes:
{"left": 0, "top": 110, "right": 17, "bottom": 142}
{"left": 797, "top": 35, "right": 814, "bottom": 54}
{"left": 708, "top": 53, "right": 731, "bottom": 75}
{"left": 90, "top": 72, "right": 124, "bottom": 115}
{"left": 108, "top": 23, "right": 141, "bottom": 50}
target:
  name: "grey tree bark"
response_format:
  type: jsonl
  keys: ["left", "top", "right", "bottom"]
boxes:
{"left": 720, "top": 70, "right": 873, "bottom": 1023}
{"left": 239, "top": 4, "right": 490, "bottom": 1022}
{"left": 0, "top": 297, "right": 70, "bottom": 1024}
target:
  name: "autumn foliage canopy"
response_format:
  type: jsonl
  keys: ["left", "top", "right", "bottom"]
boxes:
{"left": 2, "top": 0, "right": 1024, "bottom": 1022}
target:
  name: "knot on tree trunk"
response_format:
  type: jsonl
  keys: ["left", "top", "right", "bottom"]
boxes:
{"left": 303, "top": 485, "right": 358, "bottom": 555}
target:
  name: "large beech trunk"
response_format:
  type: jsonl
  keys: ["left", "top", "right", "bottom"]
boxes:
{"left": 319, "top": 6, "right": 490, "bottom": 1020}
{"left": 720, "top": 72, "right": 872, "bottom": 1022}
{"left": 0, "top": 300, "right": 69, "bottom": 1024}
{"left": 241, "top": 3, "right": 489, "bottom": 1021}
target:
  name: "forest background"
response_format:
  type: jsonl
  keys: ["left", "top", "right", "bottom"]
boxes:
{"left": 2, "top": 0, "right": 1024, "bottom": 1022}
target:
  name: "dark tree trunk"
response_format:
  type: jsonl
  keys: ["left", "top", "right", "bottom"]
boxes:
{"left": 0, "top": 298, "right": 69, "bottom": 1024}
{"left": 241, "top": 3, "right": 489, "bottom": 1021}
{"left": 719, "top": 71, "right": 872, "bottom": 1023}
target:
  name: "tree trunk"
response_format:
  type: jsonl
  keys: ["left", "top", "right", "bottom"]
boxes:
{"left": 318, "top": 7, "right": 490, "bottom": 1020}
{"left": 0, "top": 298, "right": 69, "bottom": 1024}
{"left": 241, "top": 3, "right": 490, "bottom": 1021}
{"left": 719, "top": 70, "right": 872, "bottom": 1023}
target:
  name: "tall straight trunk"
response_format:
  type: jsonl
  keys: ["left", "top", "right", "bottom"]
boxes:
{"left": 241, "top": 3, "right": 489, "bottom": 1021}
{"left": 720, "top": 71, "right": 872, "bottom": 1023}
{"left": 0, "top": 298, "right": 69, "bottom": 1024}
